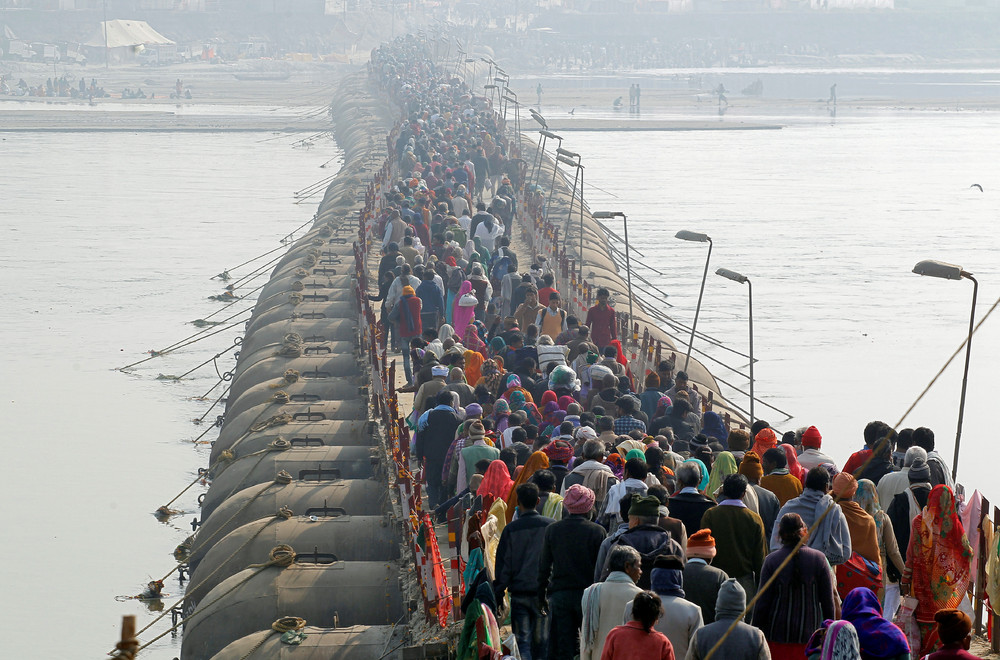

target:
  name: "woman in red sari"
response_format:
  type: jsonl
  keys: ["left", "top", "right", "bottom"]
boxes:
{"left": 901, "top": 484, "right": 973, "bottom": 656}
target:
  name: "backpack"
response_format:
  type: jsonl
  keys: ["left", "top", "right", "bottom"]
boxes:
{"left": 490, "top": 256, "right": 511, "bottom": 286}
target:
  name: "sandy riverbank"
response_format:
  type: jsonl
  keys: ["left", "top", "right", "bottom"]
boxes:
{"left": 0, "top": 60, "right": 361, "bottom": 130}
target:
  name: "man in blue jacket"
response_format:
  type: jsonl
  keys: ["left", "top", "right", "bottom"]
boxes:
{"left": 415, "top": 268, "right": 445, "bottom": 332}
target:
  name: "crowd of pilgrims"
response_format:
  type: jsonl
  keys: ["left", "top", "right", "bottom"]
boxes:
{"left": 368, "top": 38, "right": 980, "bottom": 660}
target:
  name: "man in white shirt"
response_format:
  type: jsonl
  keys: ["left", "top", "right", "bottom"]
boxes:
{"left": 877, "top": 446, "right": 927, "bottom": 509}
{"left": 796, "top": 426, "right": 837, "bottom": 471}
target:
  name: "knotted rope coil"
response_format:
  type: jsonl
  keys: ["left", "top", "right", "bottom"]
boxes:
{"left": 249, "top": 413, "right": 292, "bottom": 433}
{"left": 275, "top": 469, "right": 293, "bottom": 485}
{"left": 251, "top": 544, "right": 296, "bottom": 569}
{"left": 268, "top": 369, "right": 300, "bottom": 389}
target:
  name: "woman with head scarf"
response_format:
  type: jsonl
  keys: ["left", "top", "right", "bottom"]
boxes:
{"left": 605, "top": 452, "right": 625, "bottom": 480}
{"left": 478, "top": 358, "right": 504, "bottom": 398}
{"left": 854, "top": 478, "right": 906, "bottom": 613}
{"left": 488, "top": 335, "right": 506, "bottom": 359}
{"left": 706, "top": 451, "right": 739, "bottom": 500}
{"left": 540, "top": 401, "right": 564, "bottom": 438}
{"left": 452, "top": 280, "right": 478, "bottom": 339}
{"left": 491, "top": 398, "right": 511, "bottom": 433}
{"left": 750, "top": 427, "right": 778, "bottom": 460}
{"left": 831, "top": 472, "right": 882, "bottom": 601}
{"left": 505, "top": 451, "right": 549, "bottom": 522}
{"left": 557, "top": 395, "right": 575, "bottom": 412}
{"left": 520, "top": 402, "right": 542, "bottom": 427}
{"left": 701, "top": 411, "right": 728, "bottom": 444}
{"left": 464, "top": 349, "right": 484, "bottom": 390}
{"left": 477, "top": 460, "right": 514, "bottom": 501}
{"left": 840, "top": 587, "right": 911, "bottom": 660}
{"left": 501, "top": 373, "right": 533, "bottom": 404}
{"left": 462, "top": 322, "right": 487, "bottom": 356}
{"left": 439, "top": 323, "right": 455, "bottom": 344}
{"left": 805, "top": 620, "right": 862, "bottom": 660}
{"left": 683, "top": 457, "right": 711, "bottom": 492}
{"left": 901, "top": 485, "right": 973, "bottom": 656}
{"left": 783, "top": 443, "right": 807, "bottom": 485}
{"left": 445, "top": 269, "right": 464, "bottom": 324}
{"left": 539, "top": 390, "right": 558, "bottom": 409}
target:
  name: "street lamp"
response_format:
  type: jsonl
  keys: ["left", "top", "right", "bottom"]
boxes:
{"left": 594, "top": 211, "right": 634, "bottom": 345}
{"left": 675, "top": 230, "right": 713, "bottom": 372}
{"left": 912, "top": 259, "right": 978, "bottom": 481}
{"left": 716, "top": 267, "right": 753, "bottom": 426}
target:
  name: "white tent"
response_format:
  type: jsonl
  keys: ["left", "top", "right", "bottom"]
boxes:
{"left": 85, "top": 20, "right": 174, "bottom": 49}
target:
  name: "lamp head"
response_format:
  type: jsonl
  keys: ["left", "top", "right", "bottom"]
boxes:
{"left": 593, "top": 211, "right": 625, "bottom": 220}
{"left": 556, "top": 154, "right": 582, "bottom": 167}
{"left": 912, "top": 259, "right": 965, "bottom": 281}
{"left": 539, "top": 130, "right": 562, "bottom": 140}
{"left": 556, "top": 147, "right": 580, "bottom": 159}
{"left": 675, "top": 230, "right": 710, "bottom": 243}
{"left": 716, "top": 268, "right": 748, "bottom": 284}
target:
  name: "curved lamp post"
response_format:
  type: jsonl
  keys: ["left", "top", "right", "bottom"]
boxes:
{"left": 675, "top": 230, "right": 713, "bottom": 372}
{"left": 594, "top": 211, "right": 633, "bottom": 345}
{"left": 716, "top": 267, "right": 753, "bottom": 426}
{"left": 912, "top": 259, "right": 978, "bottom": 481}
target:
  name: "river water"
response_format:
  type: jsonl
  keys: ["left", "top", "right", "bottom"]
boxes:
{"left": 550, "top": 109, "right": 1000, "bottom": 500}
{"left": 1, "top": 72, "right": 999, "bottom": 659}
{"left": 0, "top": 118, "right": 342, "bottom": 658}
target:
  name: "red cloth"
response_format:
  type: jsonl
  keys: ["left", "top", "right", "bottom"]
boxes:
{"left": 843, "top": 449, "right": 873, "bottom": 476}
{"left": 782, "top": 444, "right": 806, "bottom": 484}
{"left": 398, "top": 294, "right": 423, "bottom": 338}
{"left": 766, "top": 641, "right": 808, "bottom": 660}
{"left": 600, "top": 622, "right": 675, "bottom": 660}
{"left": 538, "top": 286, "right": 558, "bottom": 306}
{"left": 477, "top": 460, "right": 513, "bottom": 500}
{"left": 586, "top": 302, "right": 618, "bottom": 349}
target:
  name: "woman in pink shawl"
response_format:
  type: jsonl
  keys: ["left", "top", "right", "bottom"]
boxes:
{"left": 782, "top": 444, "right": 807, "bottom": 485}
{"left": 452, "top": 280, "right": 476, "bottom": 339}
{"left": 463, "top": 321, "right": 488, "bottom": 358}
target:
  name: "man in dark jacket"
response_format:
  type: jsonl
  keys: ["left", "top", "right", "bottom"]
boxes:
{"left": 537, "top": 484, "right": 606, "bottom": 660}
{"left": 601, "top": 494, "right": 684, "bottom": 589}
{"left": 887, "top": 455, "right": 933, "bottom": 564}
{"left": 494, "top": 483, "right": 554, "bottom": 660}
{"left": 683, "top": 529, "right": 729, "bottom": 623}
{"left": 669, "top": 461, "right": 717, "bottom": 535}
{"left": 413, "top": 390, "right": 461, "bottom": 508}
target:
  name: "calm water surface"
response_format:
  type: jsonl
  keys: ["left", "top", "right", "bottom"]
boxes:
{"left": 0, "top": 125, "right": 341, "bottom": 658}
{"left": 562, "top": 111, "right": 1000, "bottom": 497}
